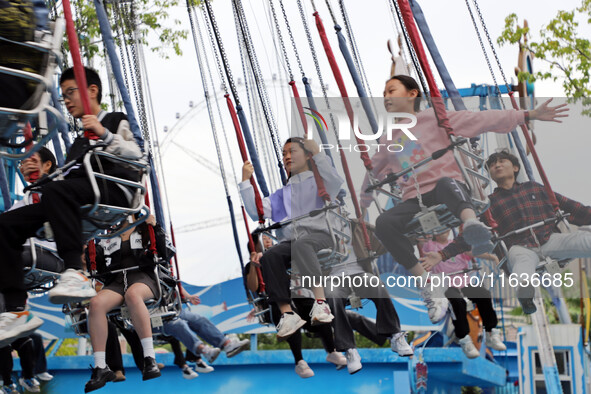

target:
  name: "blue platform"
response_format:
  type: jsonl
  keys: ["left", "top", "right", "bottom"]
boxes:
{"left": 8, "top": 347, "right": 511, "bottom": 394}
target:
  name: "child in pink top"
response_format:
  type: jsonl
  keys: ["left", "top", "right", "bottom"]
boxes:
{"left": 368, "top": 75, "right": 567, "bottom": 324}
{"left": 420, "top": 230, "right": 506, "bottom": 358}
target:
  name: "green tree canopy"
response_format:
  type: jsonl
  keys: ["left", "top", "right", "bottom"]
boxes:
{"left": 498, "top": 0, "right": 591, "bottom": 113}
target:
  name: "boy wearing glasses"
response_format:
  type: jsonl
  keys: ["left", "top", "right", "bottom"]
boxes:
{"left": 0, "top": 67, "right": 141, "bottom": 346}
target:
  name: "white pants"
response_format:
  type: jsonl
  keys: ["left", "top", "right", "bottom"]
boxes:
{"left": 507, "top": 230, "right": 591, "bottom": 278}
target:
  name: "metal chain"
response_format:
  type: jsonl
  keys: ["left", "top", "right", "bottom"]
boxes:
{"left": 472, "top": 0, "right": 511, "bottom": 89}
{"left": 338, "top": 0, "right": 366, "bottom": 94}
{"left": 199, "top": 4, "right": 228, "bottom": 95}
{"left": 111, "top": 1, "right": 130, "bottom": 94}
{"left": 464, "top": 0, "right": 504, "bottom": 101}
{"left": 324, "top": 0, "right": 338, "bottom": 26}
{"left": 278, "top": 0, "right": 305, "bottom": 78}
{"left": 186, "top": 0, "right": 229, "bottom": 194}
{"left": 390, "top": 0, "right": 429, "bottom": 95}
{"left": 231, "top": 2, "right": 260, "bottom": 155}
{"left": 123, "top": 1, "right": 151, "bottom": 146}
{"left": 296, "top": 0, "right": 340, "bottom": 139}
{"left": 411, "top": 169, "right": 425, "bottom": 210}
{"left": 387, "top": 0, "right": 412, "bottom": 77}
{"left": 268, "top": 0, "right": 293, "bottom": 81}
{"left": 203, "top": 0, "right": 240, "bottom": 104}
{"left": 194, "top": 6, "right": 240, "bottom": 188}
{"left": 233, "top": 0, "right": 284, "bottom": 175}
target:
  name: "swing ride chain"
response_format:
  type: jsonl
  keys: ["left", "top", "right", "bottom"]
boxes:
{"left": 471, "top": 0, "right": 512, "bottom": 90}
{"left": 204, "top": 0, "right": 240, "bottom": 104}
{"left": 324, "top": 0, "right": 338, "bottom": 26}
{"left": 186, "top": 0, "right": 230, "bottom": 194}
{"left": 111, "top": 1, "right": 131, "bottom": 94}
{"left": 390, "top": 0, "right": 429, "bottom": 95}
{"left": 233, "top": 0, "right": 285, "bottom": 173}
{"left": 268, "top": 0, "right": 294, "bottom": 81}
{"left": 124, "top": 1, "right": 151, "bottom": 145}
{"left": 194, "top": 5, "right": 241, "bottom": 186}
{"left": 338, "top": 0, "right": 371, "bottom": 97}
{"left": 199, "top": 5, "right": 228, "bottom": 95}
{"left": 231, "top": 1, "right": 260, "bottom": 155}
{"left": 464, "top": 0, "right": 504, "bottom": 100}
{"left": 278, "top": 0, "right": 305, "bottom": 79}
{"left": 296, "top": 0, "right": 340, "bottom": 138}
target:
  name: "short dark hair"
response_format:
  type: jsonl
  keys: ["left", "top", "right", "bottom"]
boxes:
{"left": 60, "top": 67, "right": 102, "bottom": 104}
{"left": 486, "top": 150, "right": 521, "bottom": 178}
{"left": 37, "top": 147, "right": 57, "bottom": 174}
{"left": 387, "top": 75, "right": 423, "bottom": 112}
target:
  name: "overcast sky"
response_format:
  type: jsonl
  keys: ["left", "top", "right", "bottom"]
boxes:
{"left": 130, "top": 0, "right": 591, "bottom": 285}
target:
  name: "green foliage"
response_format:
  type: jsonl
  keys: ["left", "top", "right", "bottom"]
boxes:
{"left": 498, "top": 0, "right": 591, "bottom": 114}
{"left": 56, "top": 0, "right": 195, "bottom": 62}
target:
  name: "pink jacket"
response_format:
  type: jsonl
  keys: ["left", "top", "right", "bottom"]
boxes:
{"left": 421, "top": 239, "right": 472, "bottom": 288}
{"left": 361, "top": 108, "right": 526, "bottom": 207}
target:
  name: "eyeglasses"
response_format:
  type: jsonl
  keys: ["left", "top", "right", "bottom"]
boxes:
{"left": 62, "top": 87, "right": 79, "bottom": 101}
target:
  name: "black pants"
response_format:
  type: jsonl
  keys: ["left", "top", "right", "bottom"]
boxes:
{"left": 169, "top": 337, "right": 186, "bottom": 368}
{"left": 445, "top": 285, "right": 498, "bottom": 339}
{"left": 345, "top": 310, "right": 388, "bottom": 347}
{"left": 106, "top": 322, "right": 124, "bottom": 373}
{"left": 326, "top": 273, "right": 401, "bottom": 351}
{"left": 30, "top": 332, "right": 48, "bottom": 375}
{"left": 0, "top": 177, "right": 127, "bottom": 310}
{"left": 261, "top": 232, "right": 332, "bottom": 305}
{"left": 271, "top": 298, "right": 336, "bottom": 364}
{"left": 0, "top": 336, "right": 35, "bottom": 380}
{"left": 375, "top": 177, "right": 472, "bottom": 270}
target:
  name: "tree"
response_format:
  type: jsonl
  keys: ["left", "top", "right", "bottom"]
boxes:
{"left": 50, "top": 0, "right": 195, "bottom": 61}
{"left": 498, "top": 0, "right": 591, "bottom": 114}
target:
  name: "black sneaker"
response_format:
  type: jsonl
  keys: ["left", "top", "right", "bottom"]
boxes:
{"left": 142, "top": 357, "right": 161, "bottom": 381}
{"left": 84, "top": 366, "right": 115, "bottom": 393}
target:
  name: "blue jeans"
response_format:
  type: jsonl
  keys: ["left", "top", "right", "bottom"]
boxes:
{"left": 180, "top": 308, "right": 226, "bottom": 348}
{"left": 163, "top": 318, "right": 203, "bottom": 355}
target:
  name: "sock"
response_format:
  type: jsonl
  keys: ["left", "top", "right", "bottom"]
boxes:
{"left": 94, "top": 352, "right": 106, "bottom": 369}
{"left": 315, "top": 299, "right": 325, "bottom": 304}
{"left": 140, "top": 337, "right": 155, "bottom": 359}
{"left": 283, "top": 311, "right": 294, "bottom": 315}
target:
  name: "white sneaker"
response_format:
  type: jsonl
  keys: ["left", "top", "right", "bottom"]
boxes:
{"left": 193, "top": 359, "right": 214, "bottom": 373}
{"left": 223, "top": 335, "right": 250, "bottom": 358}
{"left": 458, "top": 335, "right": 480, "bottom": 359}
{"left": 0, "top": 311, "right": 43, "bottom": 348}
{"left": 200, "top": 345, "right": 221, "bottom": 364}
{"left": 181, "top": 365, "right": 198, "bottom": 380}
{"left": 1, "top": 383, "right": 18, "bottom": 394}
{"left": 420, "top": 286, "right": 449, "bottom": 324}
{"left": 294, "top": 360, "right": 314, "bottom": 378}
{"left": 390, "top": 332, "right": 414, "bottom": 357}
{"left": 276, "top": 312, "right": 306, "bottom": 340}
{"left": 18, "top": 377, "right": 40, "bottom": 393}
{"left": 35, "top": 372, "right": 53, "bottom": 382}
{"left": 485, "top": 329, "right": 507, "bottom": 351}
{"left": 325, "top": 351, "right": 347, "bottom": 368}
{"left": 48, "top": 269, "right": 97, "bottom": 304}
{"left": 345, "top": 348, "right": 362, "bottom": 374}
{"left": 309, "top": 301, "right": 334, "bottom": 325}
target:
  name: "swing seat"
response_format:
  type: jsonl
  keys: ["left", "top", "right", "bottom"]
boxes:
{"left": 105, "top": 262, "right": 182, "bottom": 331}
{"left": 0, "top": 18, "right": 65, "bottom": 160}
{"left": 535, "top": 257, "right": 572, "bottom": 275}
{"left": 23, "top": 242, "right": 63, "bottom": 292}
{"left": 33, "top": 149, "right": 151, "bottom": 242}
{"left": 64, "top": 262, "right": 182, "bottom": 337}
